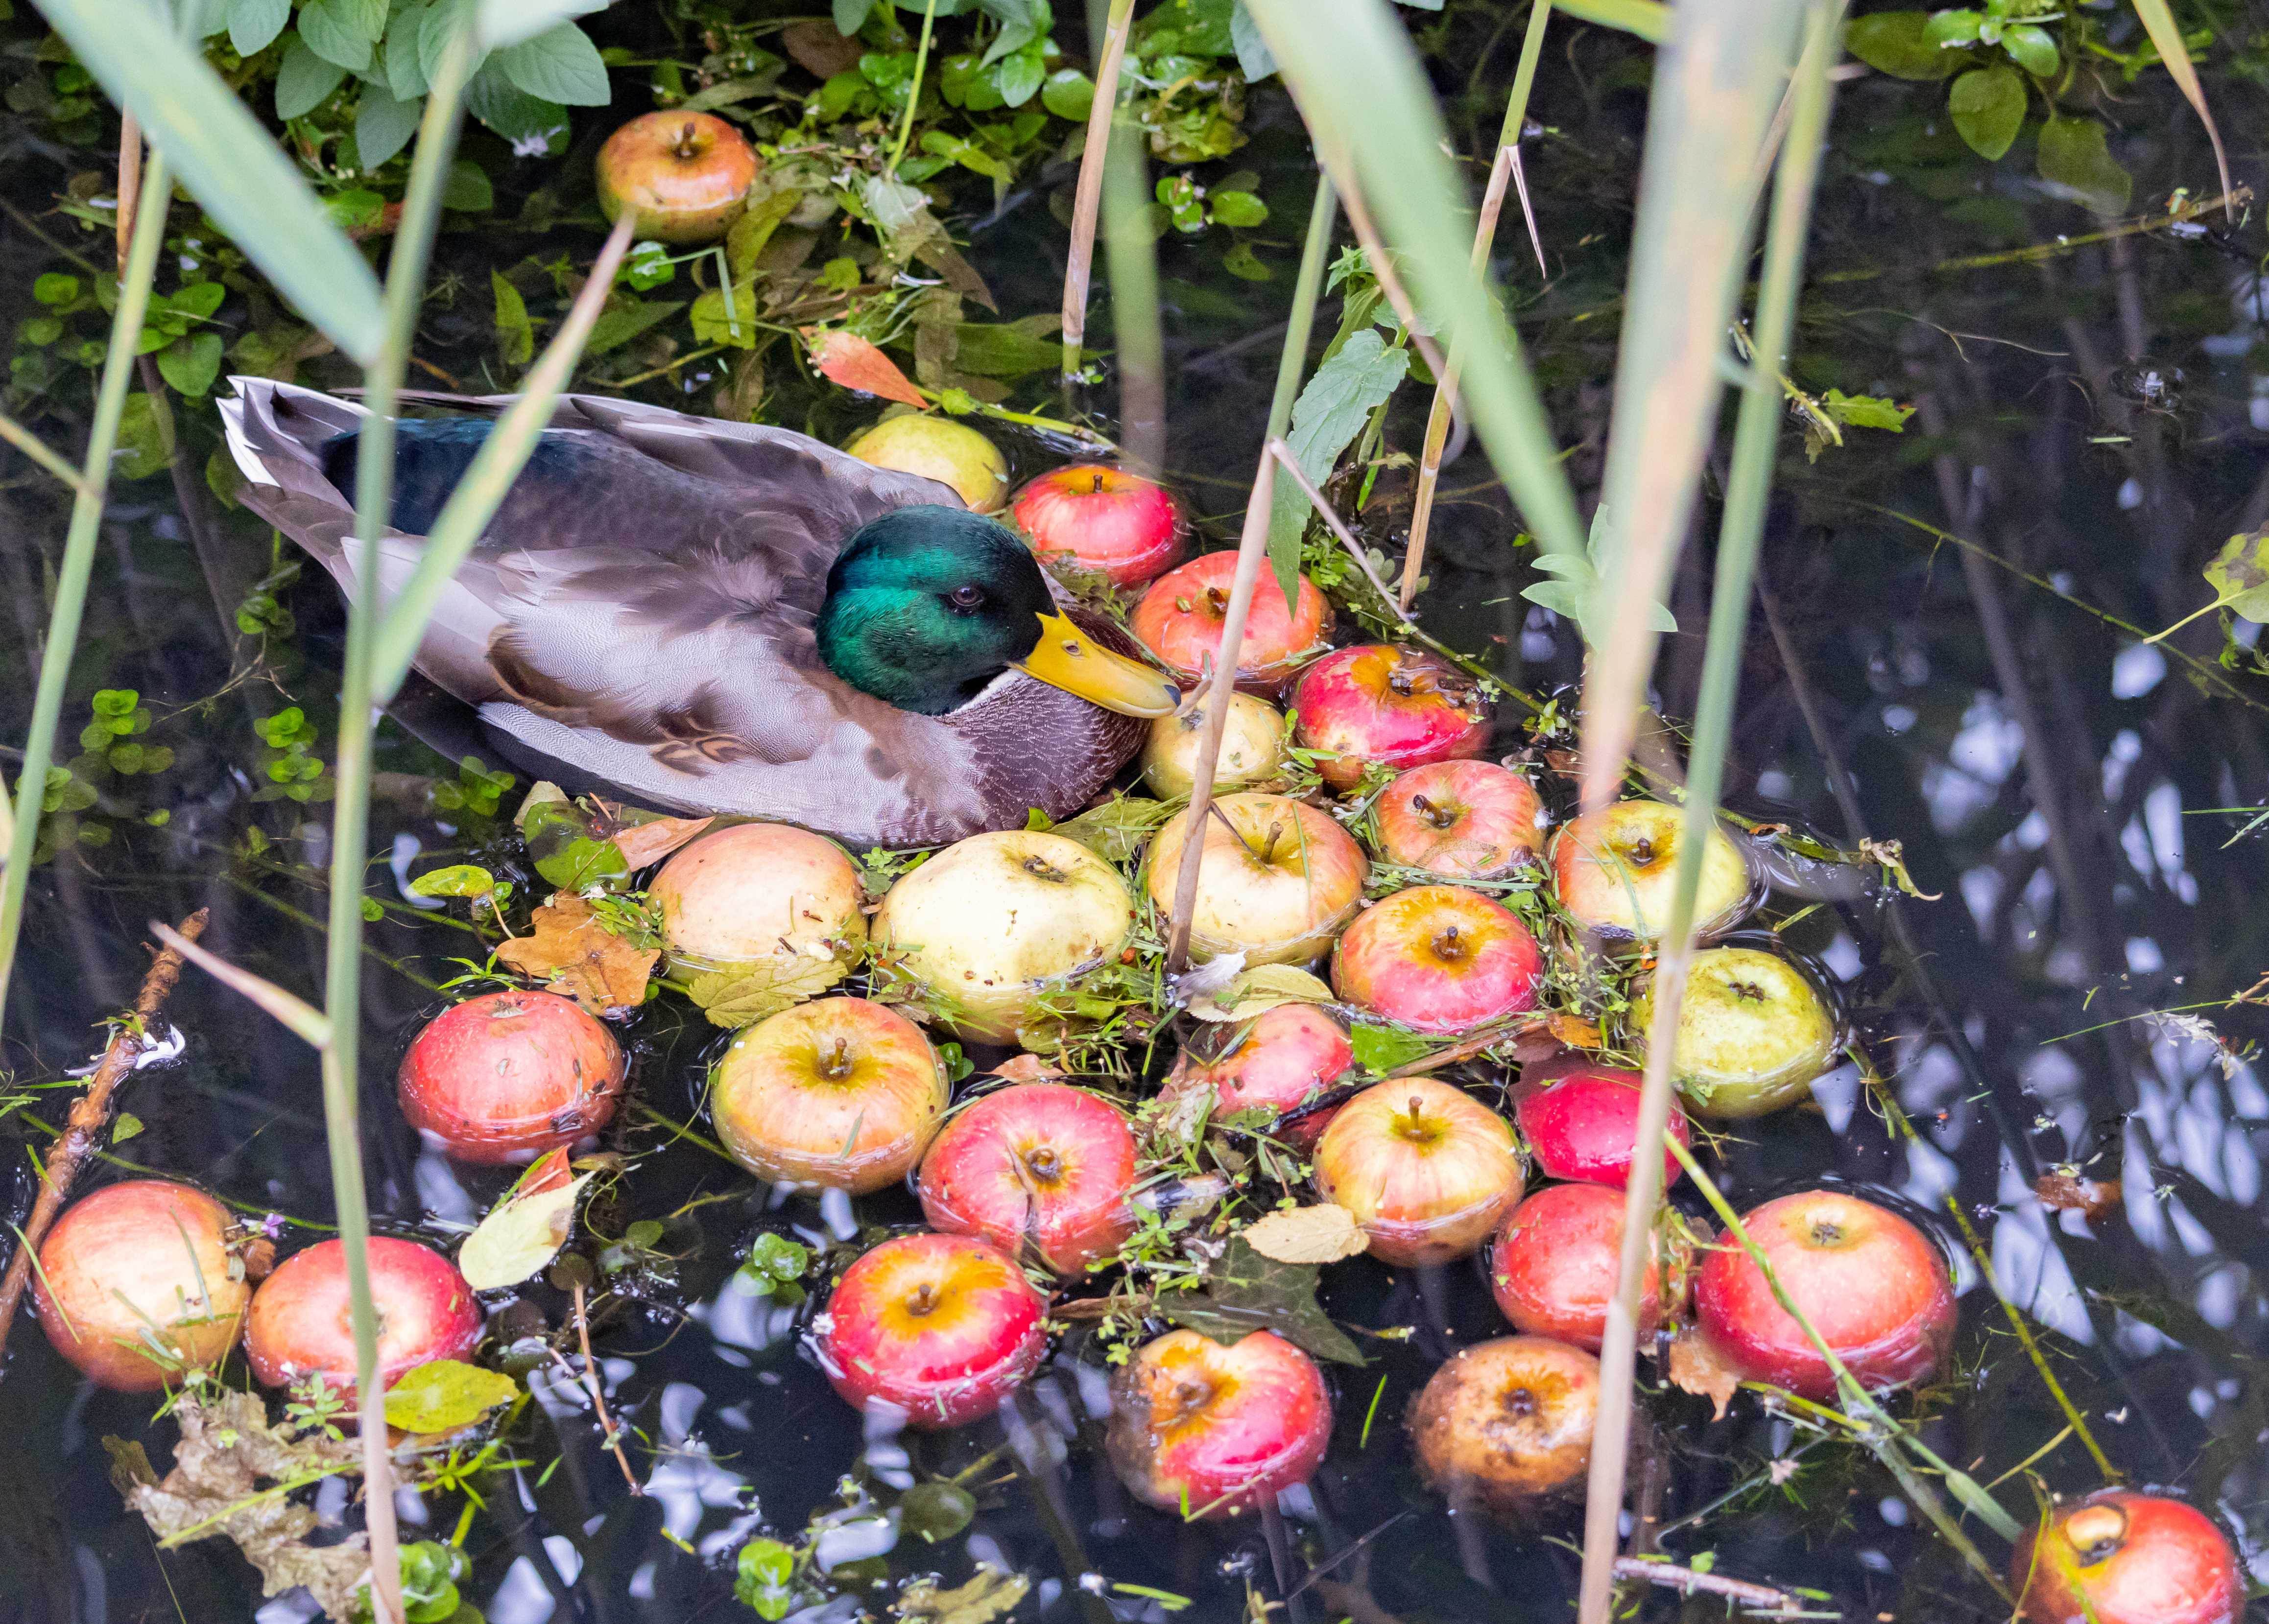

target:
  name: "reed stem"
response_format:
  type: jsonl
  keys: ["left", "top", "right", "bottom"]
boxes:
{"left": 1101, "top": 102, "right": 1165, "bottom": 473}
{"left": 1061, "top": 0, "right": 1138, "bottom": 382}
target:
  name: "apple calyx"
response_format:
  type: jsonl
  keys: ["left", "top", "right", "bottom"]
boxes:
{"left": 2063, "top": 1502, "right": 2130, "bottom": 1564}
{"left": 1023, "top": 855, "right": 1071, "bottom": 884}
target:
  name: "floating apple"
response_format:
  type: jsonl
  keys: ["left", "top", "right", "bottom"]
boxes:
{"left": 595, "top": 111, "right": 761, "bottom": 245}
{"left": 1130, "top": 551, "right": 1332, "bottom": 692}
{"left": 711, "top": 996, "right": 949, "bottom": 1193}
{"left": 1510, "top": 1059, "right": 1690, "bottom": 1189}
{"left": 1409, "top": 1335, "right": 1599, "bottom": 1510}
{"left": 845, "top": 415, "right": 1009, "bottom": 512}
{"left": 1549, "top": 800, "right": 1753, "bottom": 944}
{"left": 815, "top": 1232, "right": 1047, "bottom": 1428}
{"left": 397, "top": 989, "right": 627, "bottom": 1165}
{"left": 1331, "top": 885, "right": 1543, "bottom": 1034}
{"left": 1290, "top": 645, "right": 1491, "bottom": 792}
{"left": 1631, "top": 946, "right": 1839, "bottom": 1119}
{"left": 1695, "top": 1189, "right": 1955, "bottom": 1400}
{"left": 246, "top": 1237, "right": 483, "bottom": 1399}
{"left": 1142, "top": 689, "right": 1286, "bottom": 799}
{"left": 919, "top": 1083, "right": 1137, "bottom": 1276}
{"left": 874, "top": 830, "right": 1135, "bottom": 1043}
{"left": 1161, "top": 1003, "right": 1355, "bottom": 1149}
{"left": 1010, "top": 463, "right": 1188, "bottom": 587}
{"left": 1145, "top": 792, "right": 1367, "bottom": 966}
{"left": 1105, "top": 1329, "right": 1331, "bottom": 1518}
{"left": 1313, "top": 1079, "right": 1524, "bottom": 1266}
{"left": 1372, "top": 760, "right": 1543, "bottom": 879}
{"left": 649, "top": 823, "right": 866, "bottom": 988}
{"left": 1489, "top": 1184, "right": 1662, "bottom": 1352}
{"left": 2011, "top": 1491, "right": 2242, "bottom": 1624}
{"left": 32, "top": 1180, "right": 250, "bottom": 1391}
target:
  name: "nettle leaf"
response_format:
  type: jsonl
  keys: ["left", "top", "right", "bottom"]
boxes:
{"left": 276, "top": 34, "right": 350, "bottom": 118}
{"left": 1266, "top": 328, "right": 1409, "bottom": 607}
{"left": 583, "top": 297, "right": 683, "bottom": 356}
{"left": 383, "top": 1359, "right": 519, "bottom": 1433}
{"left": 356, "top": 85, "right": 425, "bottom": 169}
{"left": 1163, "top": 1236, "right": 1364, "bottom": 1365}
{"left": 491, "top": 269, "right": 533, "bottom": 366}
{"left": 1948, "top": 64, "right": 2024, "bottom": 161}
{"left": 2036, "top": 115, "right": 2131, "bottom": 215}
{"left": 296, "top": 0, "right": 376, "bottom": 71}
{"left": 493, "top": 21, "right": 610, "bottom": 106}
{"left": 1843, "top": 11, "right": 1962, "bottom": 79}
{"left": 227, "top": 0, "right": 289, "bottom": 56}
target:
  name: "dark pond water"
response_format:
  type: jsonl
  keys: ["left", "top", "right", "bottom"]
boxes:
{"left": 3, "top": 4, "right": 2269, "bottom": 1623}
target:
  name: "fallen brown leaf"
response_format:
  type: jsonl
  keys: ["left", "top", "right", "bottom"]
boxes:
{"left": 781, "top": 18, "right": 863, "bottom": 78}
{"left": 1243, "top": 1203, "right": 1369, "bottom": 1265}
{"left": 1666, "top": 1326, "right": 1744, "bottom": 1421}
{"left": 993, "top": 1053, "right": 1065, "bottom": 1083}
{"left": 496, "top": 893, "right": 658, "bottom": 1014}
{"left": 1546, "top": 1012, "right": 1603, "bottom": 1051}
{"left": 896, "top": 1566, "right": 1028, "bottom": 1624}
{"left": 608, "top": 814, "right": 715, "bottom": 870}
{"left": 2033, "top": 1171, "right": 2123, "bottom": 1220}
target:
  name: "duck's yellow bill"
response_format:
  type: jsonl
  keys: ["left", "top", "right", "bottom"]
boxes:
{"left": 1017, "top": 612, "right": 1179, "bottom": 718}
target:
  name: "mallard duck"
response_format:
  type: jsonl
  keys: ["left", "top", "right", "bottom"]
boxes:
{"left": 218, "top": 380, "right": 1177, "bottom": 847}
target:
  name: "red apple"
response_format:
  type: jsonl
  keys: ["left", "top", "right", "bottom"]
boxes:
{"left": 1549, "top": 799, "right": 1753, "bottom": 944}
{"left": 1290, "top": 645, "right": 1491, "bottom": 792}
{"left": 32, "top": 1180, "right": 250, "bottom": 1391}
{"left": 1161, "top": 1004, "right": 1355, "bottom": 1149}
{"left": 1409, "top": 1335, "right": 1599, "bottom": 1509}
{"left": 1490, "top": 1184, "right": 1661, "bottom": 1352}
{"left": 2011, "top": 1491, "right": 2242, "bottom": 1624}
{"left": 1145, "top": 792, "right": 1369, "bottom": 966}
{"left": 918, "top": 1083, "right": 1138, "bottom": 1276}
{"left": 712, "top": 996, "right": 950, "bottom": 1194}
{"left": 1130, "top": 552, "right": 1332, "bottom": 692}
{"left": 1510, "top": 1060, "right": 1690, "bottom": 1189}
{"left": 246, "top": 1237, "right": 482, "bottom": 1399}
{"left": 815, "top": 1232, "right": 1047, "bottom": 1428}
{"left": 1331, "top": 885, "right": 1542, "bottom": 1034}
{"left": 1011, "top": 464, "right": 1188, "bottom": 588}
{"left": 1695, "top": 1189, "right": 1956, "bottom": 1400}
{"left": 1105, "top": 1329, "right": 1331, "bottom": 1518}
{"left": 595, "top": 111, "right": 761, "bottom": 244}
{"left": 1313, "top": 1078, "right": 1524, "bottom": 1266}
{"left": 1372, "top": 760, "right": 1543, "bottom": 879}
{"left": 398, "top": 989, "right": 626, "bottom": 1165}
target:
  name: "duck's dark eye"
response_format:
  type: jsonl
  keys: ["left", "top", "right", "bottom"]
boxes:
{"left": 947, "top": 584, "right": 986, "bottom": 612}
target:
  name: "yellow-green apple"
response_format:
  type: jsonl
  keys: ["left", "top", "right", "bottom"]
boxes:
{"left": 875, "top": 830, "right": 1135, "bottom": 1042}
{"left": 1372, "top": 760, "right": 1543, "bottom": 879}
{"left": 711, "top": 996, "right": 949, "bottom": 1193}
{"left": 1489, "top": 1184, "right": 1663, "bottom": 1352}
{"left": 815, "top": 1232, "right": 1046, "bottom": 1428}
{"left": 649, "top": 822, "right": 866, "bottom": 989}
{"left": 1130, "top": 552, "right": 1332, "bottom": 692}
{"left": 1331, "top": 885, "right": 1543, "bottom": 1034}
{"left": 845, "top": 415, "right": 1009, "bottom": 512}
{"left": 33, "top": 1180, "right": 250, "bottom": 1391}
{"left": 1161, "top": 1003, "right": 1355, "bottom": 1148}
{"left": 1105, "top": 1329, "right": 1331, "bottom": 1518}
{"left": 1010, "top": 464, "right": 1187, "bottom": 587}
{"left": 595, "top": 111, "right": 760, "bottom": 244}
{"left": 1290, "top": 645, "right": 1490, "bottom": 791}
{"left": 1142, "top": 689, "right": 1285, "bottom": 799}
{"left": 397, "top": 989, "right": 626, "bottom": 1164}
{"left": 918, "top": 1082, "right": 1137, "bottom": 1275}
{"left": 247, "top": 1237, "right": 482, "bottom": 1400}
{"left": 1695, "top": 1188, "right": 1955, "bottom": 1400}
{"left": 1509, "top": 1058, "right": 1690, "bottom": 1188}
{"left": 1408, "top": 1335, "right": 1599, "bottom": 1509}
{"left": 2011, "top": 1491, "right": 2242, "bottom": 1624}
{"left": 1549, "top": 799, "right": 1752, "bottom": 944}
{"left": 1145, "top": 792, "right": 1367, "bottom": 966}
{"left": 1313, "top": 1078, "right": 1524, "bottom": 1265}
{"left": 1631, "top": 946, "right": 1838, "bottom": 1118}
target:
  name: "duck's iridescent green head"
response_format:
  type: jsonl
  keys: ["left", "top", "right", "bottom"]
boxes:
{"left": 818, "top": 506, "right": 1177, "bottom": 719}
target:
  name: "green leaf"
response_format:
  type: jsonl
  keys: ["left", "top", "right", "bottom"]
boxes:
{"left": 2035, "top": 115, "right": 2131, "bottom": 215}
{"left": 227, "top": 0, "right": 289, "bottom": 56}
{"left": 948, "top": 314, "right": 1064, "bottom": 378}
{"left": 407, "top": 863, "right": 496, "bottom": 898}
{"left": 725, "top": 188, "right": 801, "bottom": 276}
{"left": 464, "top": 64, "right": 568, "bottom": 147}
{"left": 1230, "top": 1, "right": 1276, "bottom": 78}
{"left": 112, "top": 393, "right": 170, "bottom": 480}
{"left": 383, "top": 1360, "right": 520, "bottom": 1432}
{"left": 1948, "top": 64, "right": 2024, "bottom": 161}
{"left": 900, "top": 1481, "right": 977, "bottom": 1543}
{"left": 1050, "top": 794, "right": 1180, "bottom": 865}
{"left": 157, "top": 330, "right": 223, "bottom": 396}
{"left": 386, "top": 1, "right": 434, "bottom": 97}
{"left": 356, "top": 85, "right": 424, "bottom": 169}
{"left": 583, "top": 298, "right": 684, "bottom": 355}
{"left": 1820, "top": 388, "right": 1913, "bottom": 432}
{"left": 1923, "top": 9, "right": 1982, "bottom": 46}
{"left": 1040, "top": 66, "right": 1093, "bottom": 120}
{"left": 1209, "top": 189, "right": 1268, "bottom": 228}
{"left": 1844, "top": 11, "right": 1962, "bottom": 78}
{"left": 1162, "top": 1236, "right": 1365, "bottom": 1365}
{"left": 443, "top": 158, "right": 494, "bottom": 212}
{"left": 295, "top": 0, "right": 376, "bottom": 71}
{"left": 689, "top": 279, "right": 761, "bottom": 349}
{"left": 990, "top": 46, "right": 1044, "bottom": 107}
{"left": 1266, "top": 328, "right": 1409, "bottom": 606}
{"left": 1348, "top": 1021, "right": 1433, "bottom": 1074}
{"left": 491, "top": 270, "right": 532, "bottom": 366}
{"left": 492, "top": 21, "right": 610, "bottom": 106}
{"left": 686, "top": 959, "right": 845, "bottom": 1029}
{"left": 735, "top": 1539, "right": 796, "bottom": 1621}
{"left": 459, "top": 1171, "right": 590, "bottom": 1290}
{"left": 834, "top": 0, "right": 874, "bottom": 30}
{"left": 32, "top": 272, "right": 79, "bottom": 306}
{"left": 276, "top": 34, "right": 350, "bottom": 117}
{"left": 2000, "top": 22, "right": 2058, "bottom": 77}
{"left": 112, "top": 1111, "right": 143, "bottom": 1143}
{"left": 2149, "top": 534, "right": 2269, "bottom": 643}
{"left": 474, "top": 0, "right": 611, "bottom": 49}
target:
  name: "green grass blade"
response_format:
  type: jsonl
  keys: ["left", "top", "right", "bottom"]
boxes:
{"left": 1550, "top": 0, "right": 1670, "bottom": 43}
{"left": 1243, "top": 0, "right": 1585, "bottom": 569}
{"left": 1262, "top": 175, "right": 1339, "bottom": 610}
{"left": 1573, "top": 0, "right": 1809, "bottom": 811}
{"left": 2127, "top": 0, "right": 2231, "bottom": 209}
{"left": 32, "top": 0, "right": 387, "bottom": 365}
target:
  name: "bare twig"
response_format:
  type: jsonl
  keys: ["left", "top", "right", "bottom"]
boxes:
{"left": 569, "top": 1281, "right": 642, "bottom": 1494}
{"left": 1061, "top": 0, "right": 1138, "bottom": 382}
{"left": 0, "top": 909, "right": 205, "bottom": 1357}
{"left": 1609, "top": 1557, "right": 1804, "bottom": 1613}
{"left": 116, "top": 113, "right": 141, "bottom": 274}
